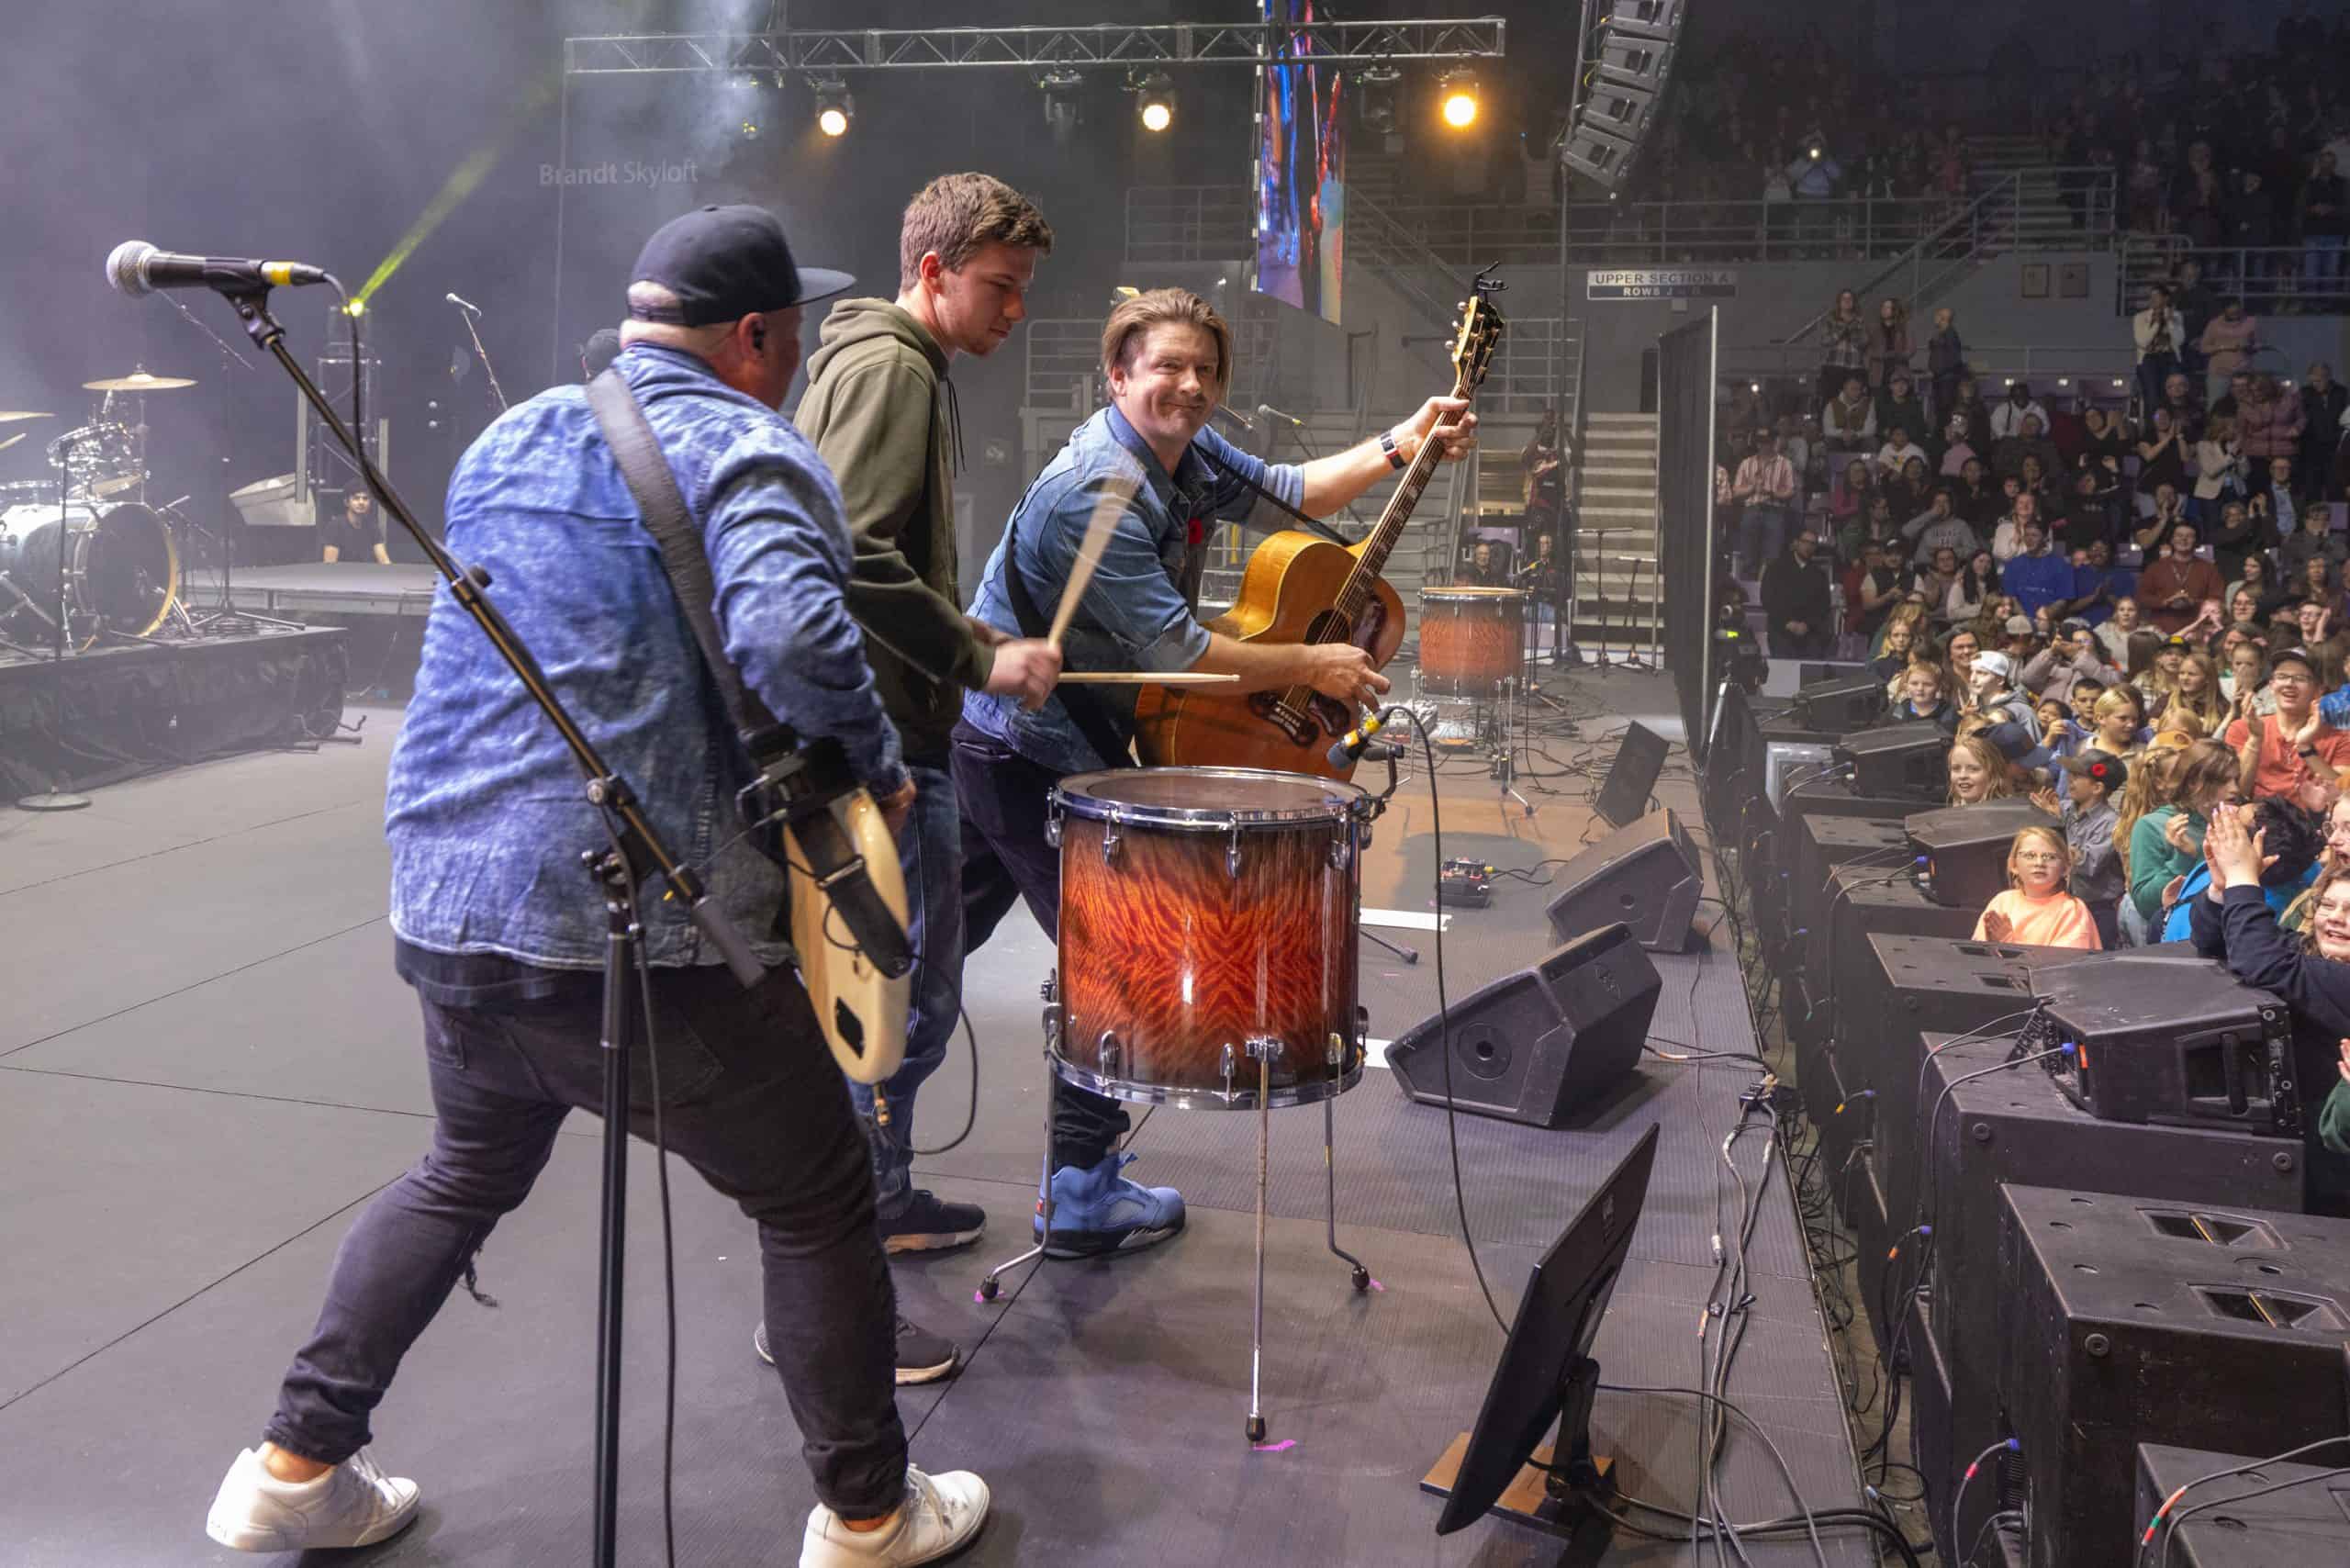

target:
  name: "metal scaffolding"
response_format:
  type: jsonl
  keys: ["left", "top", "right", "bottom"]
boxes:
{"left": 564, "top": 18, "right": 1507, "bottom": 76}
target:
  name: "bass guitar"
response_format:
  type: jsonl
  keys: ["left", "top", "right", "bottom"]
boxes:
{"left": 1133, "top": 286, "right": 1504, "bottom": 780}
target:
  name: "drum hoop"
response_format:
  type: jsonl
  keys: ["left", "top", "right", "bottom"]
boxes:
{"left": 1047, "top": 1047, "right": 1364, "bottom": 1109}
{"left": 1420, "top": 587, "right": 1526, "bottom": 601}
{"left": 1056, "top": 766, "right": 1368, "bottom": 829}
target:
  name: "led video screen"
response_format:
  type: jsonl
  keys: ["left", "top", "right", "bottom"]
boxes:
{"left": 1252, "top": 0, "right": 1345, "bottom": 324}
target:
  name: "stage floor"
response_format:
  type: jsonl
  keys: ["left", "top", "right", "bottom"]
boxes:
{"left": 219, "top": 561, "right": 440, "bottom": 618}
{"left": 0, "top": 669, "right": 1876, "bottom": 1565}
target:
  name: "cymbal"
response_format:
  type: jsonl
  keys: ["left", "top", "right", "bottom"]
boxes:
{"left": 0, "top": 410, "right": 53, "bottom": 422}
{"left": 82, "top": 372, "right": 195, "bottom": 392}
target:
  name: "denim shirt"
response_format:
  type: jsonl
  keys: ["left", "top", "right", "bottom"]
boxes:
{"left": 386, "top": 343, "right": 904, "bottom": 975}
{"left": 961, "top": 405, "right": 1304, "bottom": 774}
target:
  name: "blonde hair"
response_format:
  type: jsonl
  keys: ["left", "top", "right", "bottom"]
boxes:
{"left": 2114, "top": 744, "right": 2181, "bottom": 876}
{"left": 619, "top": 282, "right": 733, "bottom": 356}
{"left": 898, "top": 172, "right": 1054, "bottom": 291}
{"left": 1100, "top": 288, "right": 1232, "bottom": 395}
{"left": 2006, "top": 823, "right": 2073, "bottom": 891}
{"left": 1947, "top": 735, "right": 2016, "bottom": 804}
{"left": 2167, "top": 650, "right": 2227, "bottom": 734}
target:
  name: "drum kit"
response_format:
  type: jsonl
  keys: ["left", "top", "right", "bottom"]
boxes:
{"left": 0, "top": 368, "right": 197, "bottom": 653}
{"left": 978, "top": 763, "right": 1385, "bottom": 1445}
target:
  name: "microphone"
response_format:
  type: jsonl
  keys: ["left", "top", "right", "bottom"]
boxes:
{"left": 106, "top": 241, "right": 328, "bottom": 297}
{"left": 1257, "top": 403, "right": 1307, "bottom": 428}
{"left": 446, "top": 293, "right": 484, "bottom": 316}
{"left": 1326, "top": 710, "right": 1392, "bottom": 769}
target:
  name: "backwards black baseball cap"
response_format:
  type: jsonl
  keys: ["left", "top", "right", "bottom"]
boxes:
{"left": 627, "top": 204, "right": 854, "bottom": 327}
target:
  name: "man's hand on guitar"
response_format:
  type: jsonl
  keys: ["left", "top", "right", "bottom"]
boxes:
{"left": 875, "top": 773, "right": 919, "bottom": 837}
{"left": 1392, "top": 396, "right": 1480, "bottom": 465}
{"left": 982, "top": 637, "right": 1064, "bottom": 711}
{"left": 1299, "top": 643, "right": 1393, "bottom": 709}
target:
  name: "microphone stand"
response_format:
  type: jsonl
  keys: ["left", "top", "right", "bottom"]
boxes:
{"left": 455, "top": 300, "right": 509, "bottom": 413}
{"left": 17, "top": 438, "right": 92, "bottom": 812}
{"left": 212, "top": 277, "right": 763, "bottom": 1568}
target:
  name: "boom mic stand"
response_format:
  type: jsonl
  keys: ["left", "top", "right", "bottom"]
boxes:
{"left": 210, "top": 275, "right": 765, "bottom": 1568}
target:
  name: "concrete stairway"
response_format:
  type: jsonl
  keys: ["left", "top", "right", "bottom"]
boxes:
{"left": 1572, "top": 412, "right": 1663, "bottom": 651}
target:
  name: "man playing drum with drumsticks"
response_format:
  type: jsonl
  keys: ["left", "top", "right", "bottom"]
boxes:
{"left": 953, "top": 286, "right": 1475, "bottom": 1256}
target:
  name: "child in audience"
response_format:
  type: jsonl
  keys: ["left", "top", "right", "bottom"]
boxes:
{"left": 1975, "top": 823, "right": 2101, "bottom": 948}
{"left": 1894, "top": 661, "right": 1959, "bottom": 734}
{"left": 1946, "top": 734, "right": 2016, "bottom": 805}
{"left": 2056, "top": 750, "right": 2128, "bottom": 948}
{"left": 2126, "top": 738, "right": 2244, "bottom": 942}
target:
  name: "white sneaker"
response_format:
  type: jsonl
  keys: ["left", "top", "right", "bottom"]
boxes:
{"left": 801, "top": 1464, "right": 990, "bottom": 1567}
{"left": 205, "top": 1445, "right": 420, "bottom": 1551}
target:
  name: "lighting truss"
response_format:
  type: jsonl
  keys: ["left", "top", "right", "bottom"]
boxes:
{"left": 564, "top": 18, "right": 1507, "bottom": 76}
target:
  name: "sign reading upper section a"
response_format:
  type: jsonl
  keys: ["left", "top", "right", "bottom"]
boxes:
{"left": 1587, "top": 268, "right": 1739, "bottom": 300}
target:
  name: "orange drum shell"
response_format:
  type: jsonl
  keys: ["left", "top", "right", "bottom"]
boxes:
{"left": 1419, "top": 588, "right": 1523, "bottom": 692}
{"left": 1058, "top": 813, "right": 1360, "bottom": 1105}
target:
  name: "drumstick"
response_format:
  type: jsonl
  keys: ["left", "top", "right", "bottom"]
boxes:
{"left": 1058, "top": 671, "right": 1239, "bottom": 686}
{"left": 1046, "top": 477, "right": 1138, "bottom": 651}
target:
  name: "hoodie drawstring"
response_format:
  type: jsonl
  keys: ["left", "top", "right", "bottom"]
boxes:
{"left": 942, "top": 375, "right": 967, "bottom": 476}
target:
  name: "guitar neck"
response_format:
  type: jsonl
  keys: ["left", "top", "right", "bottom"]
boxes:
{"left": 1352, "top": 370, "right": 1472, "bottom": 583}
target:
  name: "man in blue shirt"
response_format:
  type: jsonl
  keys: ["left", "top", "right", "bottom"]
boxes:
{"left": 956, "top": 287, "right": 1475, "bottom": 1256}
{"left": 2001, "top": 518, "right": 2077, "bottom": 625}
{"left": 205, "top": 207, "right": 990, "bottom": 1565}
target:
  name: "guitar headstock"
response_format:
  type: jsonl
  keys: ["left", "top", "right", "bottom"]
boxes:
{"left": 1451, "top": 276, "right": 1506, "bottom": 393}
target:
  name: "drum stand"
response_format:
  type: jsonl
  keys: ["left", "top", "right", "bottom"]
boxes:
{"left": 977, "top": 987, "right": 1372, "bottom": 1446}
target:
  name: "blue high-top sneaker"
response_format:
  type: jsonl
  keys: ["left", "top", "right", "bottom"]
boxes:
{"left": 1033, "top": 1151, "right": 1185, "bottom": 1258}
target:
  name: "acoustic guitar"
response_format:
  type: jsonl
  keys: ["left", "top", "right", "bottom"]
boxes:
{"left": 1134, "top": 288, "right": 1505, "bottom": 780}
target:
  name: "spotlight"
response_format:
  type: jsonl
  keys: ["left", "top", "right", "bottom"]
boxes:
{"left": 811, "top": 76, "right": 852, "bottom": 138}
{"left": 1135, "top": 71, "right": 1174, "bottom": 133}
{"left": 1039, "top": 66, "right": 1084, "bottom": 145}
{"left": 1357, "top": 63, "right": 1401, "bottom": 135}
{"left": 1438, "top": 68, "right": 1479, "bottom": 129}
{"left": 341, "top": 298, "right": 366, "bottom": 318}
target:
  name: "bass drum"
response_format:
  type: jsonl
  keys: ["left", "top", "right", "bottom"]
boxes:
{"left": 0, "top": 502, "right": 179, "bottom": 642}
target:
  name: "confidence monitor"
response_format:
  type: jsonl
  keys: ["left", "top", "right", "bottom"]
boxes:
{"left": 1594, "top": 721, "right": 1669, "bottom": 829}
{"left": 1422, "top": 1123, "right": 1660, "bottom": 1543}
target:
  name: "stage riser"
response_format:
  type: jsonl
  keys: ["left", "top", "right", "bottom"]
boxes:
{"left": 0, "top": 629, "right": 347, "bottom": 794}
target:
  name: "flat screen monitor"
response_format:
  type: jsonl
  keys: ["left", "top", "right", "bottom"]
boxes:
{"left": 1435, "top": 1123, "right": 1661, "bottom": 1535}
{"left": 1594, "top": 721, "right": 1669, "bottom": 829}
{"left": 1252, "top": 0, "right": 1346, "bottom": 324}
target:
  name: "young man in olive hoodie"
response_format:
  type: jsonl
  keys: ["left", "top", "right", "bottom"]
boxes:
{"left": 792, "top": 174, "right": 1062, "bottom": 1383}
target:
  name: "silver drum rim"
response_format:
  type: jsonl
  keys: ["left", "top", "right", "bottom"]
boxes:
{"left": 1048, "top": 1048, "right": 1365, "bottom": 1109}
{"left": 1055, "top": 765, "right": 1369, "bottom": 830}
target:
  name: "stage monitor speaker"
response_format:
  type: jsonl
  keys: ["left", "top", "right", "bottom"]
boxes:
{"left": 1387, "top": 923, "right": 1661, "bottom": 1128}
{"left": 1594, "top": 719, "right": 1669, "bottom": 829}
{"left": 1998, "top": 1183, "right": 2350, "bottom": 1568}
{"left": 1792, "top": 672, "right": 1887, "bottom": 734}
{"left": 1544, "top": 808, "right": 1700, "bottom": 953}
{"left": 1834, "top": 721, "right": 1948, "bottom": 800}
{"left": 2135, "top": 1444, "right": 2350, "bottom": 1567}
{"left": 2020, "top": 953, "right": 2300, "bottom": 1137}
{"left": 1912, "top": 1035, "right": 2306, "bottom": 1561}
{"left": 1905, "top": 799, "right": 2052, "bottom": 909}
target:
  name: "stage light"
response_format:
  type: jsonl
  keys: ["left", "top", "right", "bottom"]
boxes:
{"left": 1136, "top": 71, "right": 1174, "bottom": 133}
{"left": 342, "top": 298, "right": 365, "bottom": 318}
{"left": 811, "top": 76, "right": 852, "bottom": 138}
{"left": 1438, "top": 68, "right": 1479, "bottom": 129}
{"left": 1039, "top": 66, "right": 1084, "bottom": 145}
{"left": 1358, "top": 63, "right": 1401, "bottom": 135}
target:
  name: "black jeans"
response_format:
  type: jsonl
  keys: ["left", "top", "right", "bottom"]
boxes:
{"left": 948, "top": 721, "right": 1133, "bottom": 1172}
{"left": 262, "top": 963, "right": 906, "bottom": 1519}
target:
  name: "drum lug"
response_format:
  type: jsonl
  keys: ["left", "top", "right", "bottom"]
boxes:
{"left": 1356, "top": 1004, "right": 1371, "bottom": 1047}
{"left": 1040, "top": 969, "right": 1059, "bottom": 1003}
{"left": 1227, "top": 823, "right": 1243, "bottom": 879}
{"left": 1220, "top": 1043, "right": 1237, "bottom": 1104}
{"left": 1098, "top": 1030, "right": 1122, "bottom": 1080}
{"left": 1326, "top": 834, "right": 1351, "bottom": 871}
{"left": 1326, "top": 1032, "right": 1344, "bottom": 1068}
{"left": 1042, "top": 1000, "right": 1064, "bottom": 1051}
{"left": 1045, "top": 801, "right": 1062, "bottom": 850}
{"left": 1245, "top": 1036, "right": 1284, "bottom": 1064}
{"left": 1102, "top": 817, "right": 1121, "bottom": 865}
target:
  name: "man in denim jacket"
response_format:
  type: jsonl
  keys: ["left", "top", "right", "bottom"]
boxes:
{"left": 205, "top": 206, "right": 990, "bottom": 1568}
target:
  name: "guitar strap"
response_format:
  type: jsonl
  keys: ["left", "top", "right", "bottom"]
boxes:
{"left": 999, "top": 513, "right": 1134, "bottom": 769}
{"left": 584, "top": 369, "right": 901, "bottom": 959}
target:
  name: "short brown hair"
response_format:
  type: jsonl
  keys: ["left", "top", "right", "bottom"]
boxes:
{"left": 1099, "top": 288, "right": 1232, "bottom": 394}
{"left": 898, "top": 173, "right": 1053, "bottom": 291}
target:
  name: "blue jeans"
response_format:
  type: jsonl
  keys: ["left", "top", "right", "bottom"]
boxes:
{"left": 262, "top": 963, "right": 905, "bottom": 1518}
{"left": 848, "top": 762, "right": 964, "bottom": 1214}
{"left": 2305, "top": 235, "right": 2344, "bottom": 292}
{"left": 1736, "top": 504, "right": 1788, "bottom": 577}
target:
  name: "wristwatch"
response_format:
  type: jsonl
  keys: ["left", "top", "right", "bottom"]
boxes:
{"left": 1379, "top": 430, "right": 1407, "bottom": 470}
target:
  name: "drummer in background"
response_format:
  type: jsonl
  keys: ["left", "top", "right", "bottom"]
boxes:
{"left": 953, "top": 286, "right": 1474, "bottom": 1257}
{"left": 321, "top": 488, "right": 388, "bottom": 566}
{"left": 1459, "top": 537, "right": 1511, "bottom": 587}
